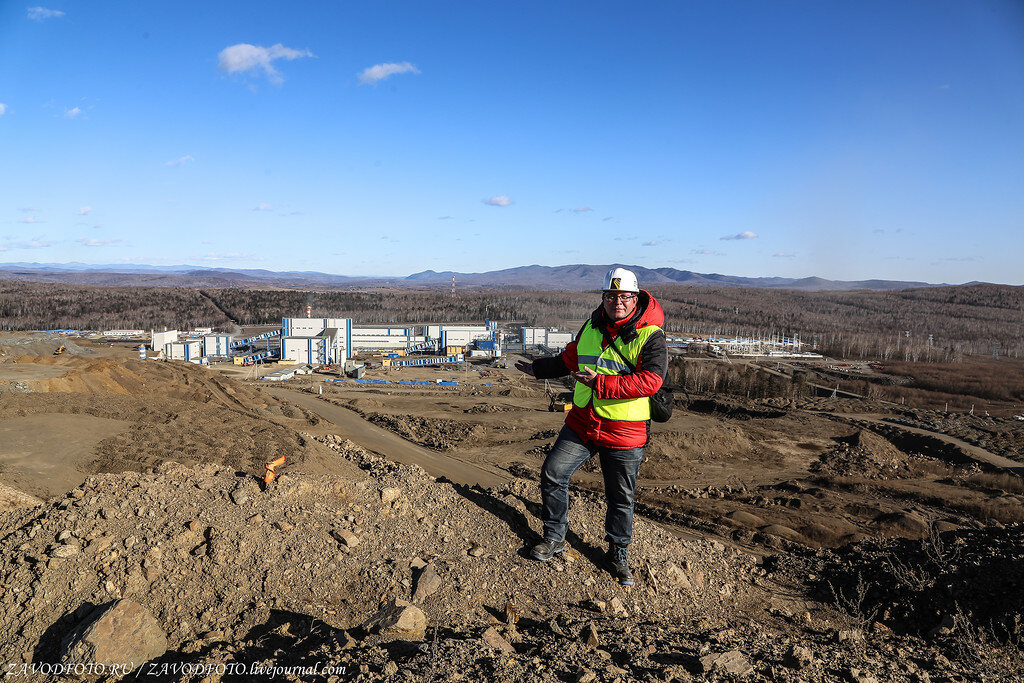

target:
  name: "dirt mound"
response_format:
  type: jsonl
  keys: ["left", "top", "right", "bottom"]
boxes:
{"left": 811, "top": 429, "right": 921, "bottom": 479}
{"left": 642, "top": 426, "right": 760, "bottom": 477}
{"left": 367, "top": 413, "right": 486, "bottom": 450}
{"left": 463, "top": 404, "right": 529, "bottom": 414}
{"left": 856, "top": 421, "right": 984, "bottom": 468}
{"left": 685, "top": 397, "right": 788, "bottom": 420}
{"left": 0, "top": 447, "right": 762, "bottom": 679}
{"left": 36, "top": 357, "right": 149, "bottom": 394}
{"left": 0, "top": 355, "right": 329, "bottom": 500}
{"left": 0, "top": 332, "right": 94, "bottom": 359}
{"left": 1, "top": 351, "right": 280, "bottom": 414}
{"left": 498, "top": 387, "right": 538, "bottom": 399}
{"left": 0, "top": 384, "right": 324, "bottom": 479}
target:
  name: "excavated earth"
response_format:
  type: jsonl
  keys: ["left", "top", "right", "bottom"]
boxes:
{"left": 1, "top": 332, "right": 1023, "bottom": 681}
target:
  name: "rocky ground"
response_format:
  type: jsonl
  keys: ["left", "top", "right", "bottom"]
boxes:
{"left": 1, "top": 332, "right": 1023, "bottom": 680}
{"left": 4, "top": 441, "right": 1022, "bottom": 681}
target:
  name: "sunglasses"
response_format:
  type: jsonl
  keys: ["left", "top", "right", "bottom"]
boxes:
{"left": 603, "top": 293, "right": 637, "bottom": 302}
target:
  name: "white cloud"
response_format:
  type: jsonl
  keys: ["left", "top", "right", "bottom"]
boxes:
{"left": 437, "top": 216, "right": 454, "bottom": 220}
{"left": 64, "top": 106, "right": 81, "bottom": 118}
{"left": 573, "top": 206, "right": 593, "bottom": 213}
{"left": 27, "top": 6, "right": 64, "bottom": 21}
{"left": 77, "top": 237, "right": 122, "bottom": 247}
{"left": 602, "top": 216, "right": 614, "bottom": 222}
{"left": 78, "top": 206, "right": 92, "bottom": 215}
{"left": 0, "top": 103, "right": 6, "bottom": 115}
{"left": 165, "top": 155, "right": 194, "bottom": 167}
{"left": 691, "top": 249, "right": 723, "bottom": 256}
{"left": 253, "top": 203, "right": 273, "bottom": 211}
{"left": 483, "top": 195, "right": 513, "bottom": 207}
{"left": 642, "top": 240, "right": 661, "bottom": 246}
{"left": 198, "top": 252, "right": 262, "bottom": 262}
{"left": 18, "top": 216, "right": 41, "bottom": 224}
{"left": 773, "top": 252, "right": 796, "bottom": 258}
{"left": 357, "top": 62, "right": 420, "bottom": 85}
{"left": 720, "top": 231, "right": 758, "bottom": 241}
{"left": 217, "top": 43, "right": 313, "bottom": 85}
{"left": 19, "top": 207, "right": 38, "bottom": 212}
{"left": 0, "top": 237, "right": 53, "bottom": 251}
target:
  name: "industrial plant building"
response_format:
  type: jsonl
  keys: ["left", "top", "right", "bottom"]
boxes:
{"left": 147, "top": 314, "right": 579, "bottom": 367}
{"left": 281, "top": 317, "right": 353, "bottom": 365}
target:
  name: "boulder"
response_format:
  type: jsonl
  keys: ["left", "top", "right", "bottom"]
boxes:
{"left": 380, "top": 487, "right": 402, "bottom": 505}
{"left": 699, "top": 650, "right": 752, "bottom": 676}
{"left": 581, "top": 623, "right": 600, "bottom": 648}
{"left": 364, "top": 598, "right": 427, "bottom": 638}
{"left": 786, "top": 644, "right": 814, "bottom": 669}
{"left": 60, "top": 600, "right": 167, "bottom": 667}
{"left": 412, "top": 563, "right": 442, "bottom": 603}
{"left": 331, "top": 529, "right": 359, "bottom": 548}
{"left": 481, "top": 626, "right": 516, "bottom": 653}
{"left": 665, "top": 564, "right": 692, "bottom": 589}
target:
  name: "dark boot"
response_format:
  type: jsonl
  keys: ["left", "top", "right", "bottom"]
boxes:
{"left": 604, "top": 544, "right": 634, "bottom": 585}
{"left": 530, "top": 539, "right": 566, "bottom": 562}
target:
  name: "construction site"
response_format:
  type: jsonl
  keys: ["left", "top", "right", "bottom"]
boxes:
{"left": 1, "top": 323, "right": 1023, "bottom": 681}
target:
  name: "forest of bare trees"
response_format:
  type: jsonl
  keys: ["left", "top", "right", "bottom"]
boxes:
{"left": 647, "top": 284, "right": 1024, "bottom": 361}
{"left": 0, "top": 282, "right": 226, "bottom": 331}
{"left": 667, "top": 357, "right": 810, "bottom": 400}
{"left": 1, "top": 280, "right": 1021, "bottom": 361}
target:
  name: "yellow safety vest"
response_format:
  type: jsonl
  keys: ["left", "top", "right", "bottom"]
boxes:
{"left": 573, "top": 321, "right": 661, "bottom": 421}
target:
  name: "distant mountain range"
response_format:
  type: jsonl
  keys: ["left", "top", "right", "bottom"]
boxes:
{"left": 0, "top": 261, "right": 964, "bottom": 292}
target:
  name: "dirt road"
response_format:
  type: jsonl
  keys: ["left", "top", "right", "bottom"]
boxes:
{"left": 264, "top": 386, "right": 508, "bottom": 488}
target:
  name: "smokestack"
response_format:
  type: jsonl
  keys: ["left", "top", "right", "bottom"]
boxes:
{"left": 306, "top": 305, "right": 312, "bottom": 318}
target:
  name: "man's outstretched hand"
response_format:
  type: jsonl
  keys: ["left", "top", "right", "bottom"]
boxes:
{"left": 571, "top": 367, "right": 598, "bottom": 388}
{"left": 514, "top": 360, "right": 535, "bottom": 377}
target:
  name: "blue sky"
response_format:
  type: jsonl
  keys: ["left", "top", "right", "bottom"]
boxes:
{"left": 1, "top": 1, "right": 1022, "bottom": 283}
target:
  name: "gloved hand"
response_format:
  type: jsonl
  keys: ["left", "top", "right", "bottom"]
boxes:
{"left": 514, "top": 360, "right": 535, "bottom": 377}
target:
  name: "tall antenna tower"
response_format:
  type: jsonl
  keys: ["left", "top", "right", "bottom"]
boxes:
{"left": 451, "top": 275, "right": 456, "bottom": 298}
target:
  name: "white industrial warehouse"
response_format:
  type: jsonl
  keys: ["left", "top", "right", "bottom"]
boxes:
{"left": 148, "top": 314, "right": 573, "bottom": 367}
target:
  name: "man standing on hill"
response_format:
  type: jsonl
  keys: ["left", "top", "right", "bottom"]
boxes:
{"left": 515, "top": 267, "right": 667, "bottom": 585}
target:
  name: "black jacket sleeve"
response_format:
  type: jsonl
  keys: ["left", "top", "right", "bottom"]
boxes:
{"left": 532, "top": 352, "right": 571, "bottom": 379}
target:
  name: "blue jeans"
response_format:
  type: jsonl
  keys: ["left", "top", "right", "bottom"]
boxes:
{"left": 540, "top": 425, "right": 644, "bottom": 547}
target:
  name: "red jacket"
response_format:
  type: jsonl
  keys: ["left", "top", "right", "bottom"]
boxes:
{"left": 532, "top": 290, "right": 667, "bottom": 449}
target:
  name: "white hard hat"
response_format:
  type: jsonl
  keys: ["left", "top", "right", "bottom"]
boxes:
{"left": 602, "top": 267, "right": 639, "bottom": 293}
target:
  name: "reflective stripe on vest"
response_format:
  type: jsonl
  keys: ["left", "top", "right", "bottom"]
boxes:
{"left": 573, "top": 321, "right": 661, "bottom": 421}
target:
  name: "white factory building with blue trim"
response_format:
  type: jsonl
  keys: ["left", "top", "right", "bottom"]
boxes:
{"left": 280, "top": 317, "right": 353, "bottom": 365}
